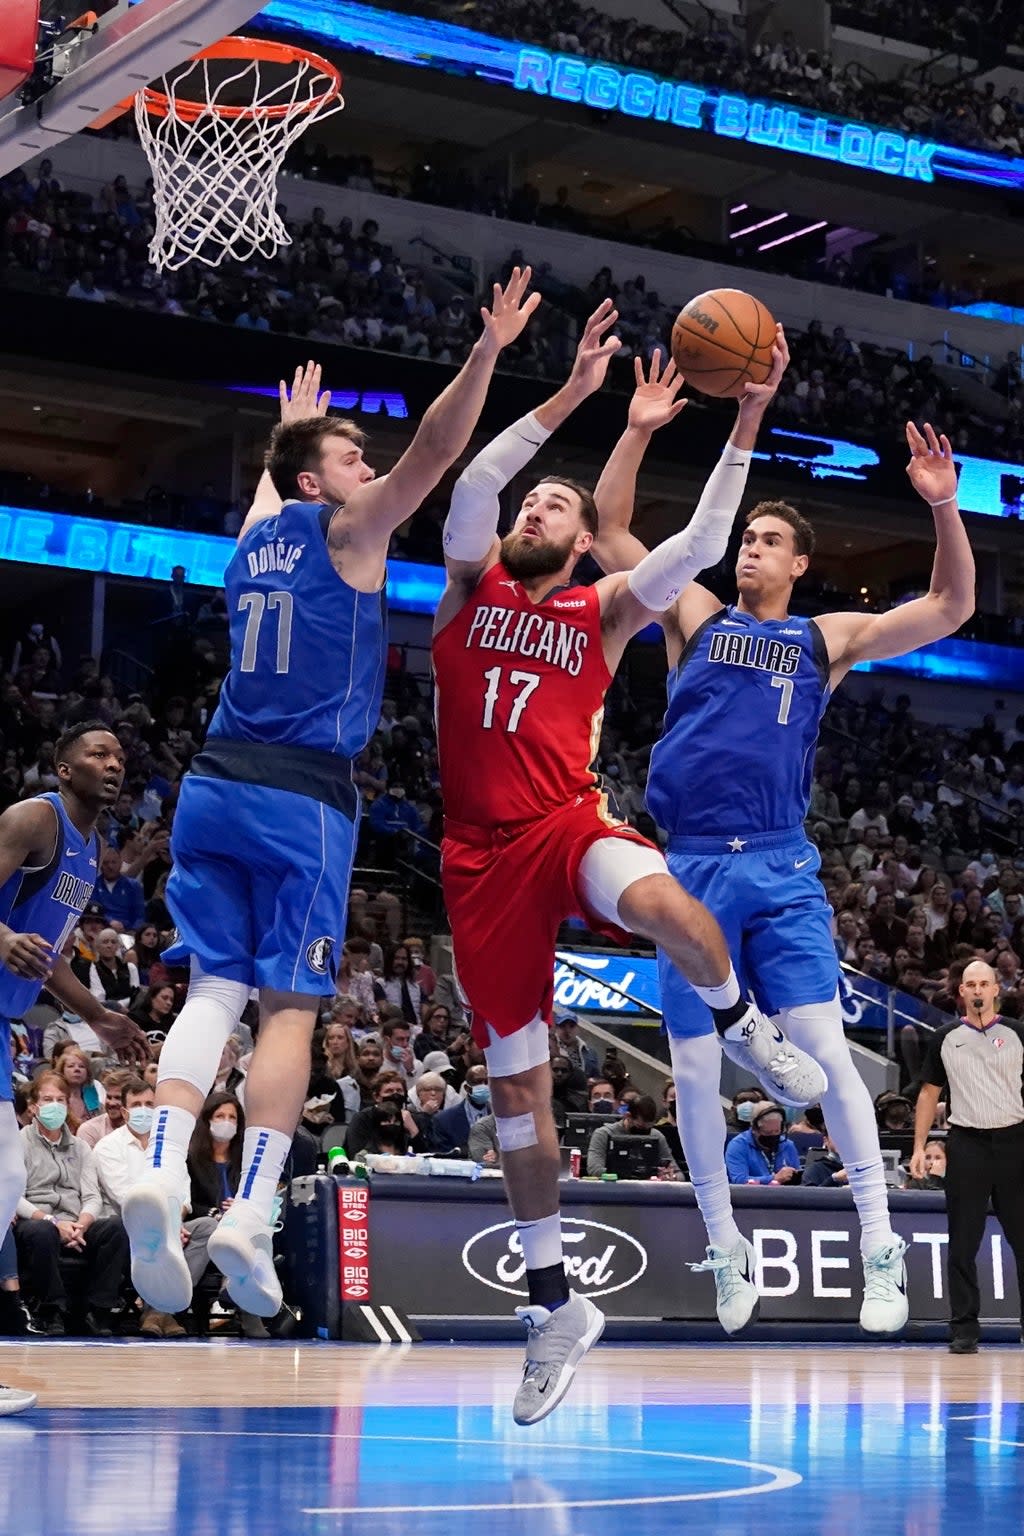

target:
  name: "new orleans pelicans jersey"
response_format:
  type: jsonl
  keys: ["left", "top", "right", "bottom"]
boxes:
{"left": 433, "top": 563, "right": 612, "bottom": 827}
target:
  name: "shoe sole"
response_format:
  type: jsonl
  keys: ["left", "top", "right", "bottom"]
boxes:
{"left": 123, "top": 1184, "right": 194, "bottom": 1314}
{"left": 513, "top": 1304, "right": 606, "bottom": 1427}
{"left": 0, "top": 1393, "right": 37, "bottom": 1416}
{"left": 208, "top": 1228, "right": 282, "bottom": 1319}
{"left": 721, "top": 1289, "right": 760, "bottom": 1337}
{"left": 859, "top": 1301, "right": 909, "bottom": 1337}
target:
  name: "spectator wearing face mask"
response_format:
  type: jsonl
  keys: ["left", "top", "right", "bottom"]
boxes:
{"left": 726, "top": 1089, "right": 763, "bottom": 1134}
{"left": 550, "top": 1052, "right": 588, "bottom": 1129}
{"left": 655, "top": 1079, "right": 685, "bottom": 1172}
{"left": 346, "top": 1070, "right": 432, "bottom": 1158}
{"left": 725, "top": 1103, "right": 801, "bottom": 1185}
{"left": 586, "top": 1095, "right": 679, "bottom": 1177}
{"left": 587, "top": 1079, "right": 617, "bottom": 1115}
{"left": 15, "top": 1073, "right": 129, "bottom": 1337}
{"left": 185, "top": 1094, "right": 270, "bottom": 1338}
{"left": 432, "top": 1065, "right": 491, "bottom": 1155}
{"left": 379, "top": 1019, "right": 416, "bottom": 1082}
{"left": 94, "top": 1077, "right": 189, "bottom": 1337}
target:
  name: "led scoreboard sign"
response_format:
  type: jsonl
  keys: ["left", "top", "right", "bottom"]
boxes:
{"left": 258, "top": 0, "right": 1024, "bottom": 192}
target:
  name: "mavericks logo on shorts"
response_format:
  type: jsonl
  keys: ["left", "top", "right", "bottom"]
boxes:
{"left": 306, "top": 936, "right": 336, "bottom": 975}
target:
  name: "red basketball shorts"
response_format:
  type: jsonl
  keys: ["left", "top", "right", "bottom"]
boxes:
{"left": 441, "top": 792, "right": 658, "bottom": 1044}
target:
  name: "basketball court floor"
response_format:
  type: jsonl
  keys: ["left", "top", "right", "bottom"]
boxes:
{"left": 1, "top": 1339, "right": 1022, "bottom": 1534}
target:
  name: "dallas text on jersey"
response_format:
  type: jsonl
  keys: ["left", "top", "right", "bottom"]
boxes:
{"left": 707, "top": 632, "right": 802, "bottom": 675}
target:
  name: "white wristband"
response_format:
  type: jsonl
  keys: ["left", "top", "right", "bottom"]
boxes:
{"left": 928, "top": 496, "right": 957, "bottom": 509}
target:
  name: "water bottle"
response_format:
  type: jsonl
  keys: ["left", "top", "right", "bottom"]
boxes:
{"left": 327, "top": 1146, "right": 349, "bottom": 1176}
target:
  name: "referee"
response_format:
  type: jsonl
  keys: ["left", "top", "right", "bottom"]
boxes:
{"left": 911, "top": 960, "right": 1024, "bottom": 1354}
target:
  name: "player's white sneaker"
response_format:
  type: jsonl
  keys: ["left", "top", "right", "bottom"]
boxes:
{"left": 512, "top": 1291, "right": 605, "bottom": 1426}
{"left": 719, "top": 1004, "right": 828, "bottom": 1107}
{"left": 689, "top": 1236, "right": 759, "bottom": 1335}
{"left": 0, "top": 1385, "right": 36, "bottom": 1416}
{"left": 860, "top": 1237, "right": 909, "bottom": 1334}
{"left": 123, "top": 1171, "right": 193, "bottom": 1315}
{"left": 208, "top": 1202, "right": 282, "bottom": 1318}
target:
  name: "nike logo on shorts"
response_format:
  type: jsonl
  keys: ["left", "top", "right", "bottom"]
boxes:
{"left": 65, "top": 849, "right": 78, "bottom": 857}
{"left": 794, "top": 856, "right": 813, "bottom": 869}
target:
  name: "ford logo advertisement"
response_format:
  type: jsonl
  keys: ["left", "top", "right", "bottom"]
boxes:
{"left": 462, "top": 1218, "right": 648, "bottom": 1299}
{"left": 554, "top": 949, "right": 659, "bottom": 1017}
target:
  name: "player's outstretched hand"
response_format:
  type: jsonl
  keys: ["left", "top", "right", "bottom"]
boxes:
{"left": 0, "top": 930, "right": 53, "bottom": 980}
{"left": 740, "top": 323, "right": 790, "bottom": 409}
{"left": 92, "top": 1009, "right": 151, "bottom": 1068}
{"left": 279, "top": 360, "right": 332, "bottom": 425}
{"left": 906, "top": 421, "right": 957, "bottom": 507}
{"left": 628, "top": 349, "right": 688, "bottom": 434}
{"left": 478, "top": 266, "right": 541, "bottom": 355}
{"left": 565, "top": 298, "right": 623, "bottom": 398}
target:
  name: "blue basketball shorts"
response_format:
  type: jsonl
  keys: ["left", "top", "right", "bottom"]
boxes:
{"left": 163, "top": 774, "right": 359, "bottom": 995}
{"left": 659, "top": 827, "right": 839, "bottom": 1039}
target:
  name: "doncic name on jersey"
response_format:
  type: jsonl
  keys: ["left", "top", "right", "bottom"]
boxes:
{"left": 465, "top": 601, "right": 590, "bottom": 677}
{"left": 245, "top": 538, "right": 305, "bottom": 577}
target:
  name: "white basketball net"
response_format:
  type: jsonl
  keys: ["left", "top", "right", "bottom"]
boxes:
{"left": 135, "top": 47, "right": 344, "bottom": 272}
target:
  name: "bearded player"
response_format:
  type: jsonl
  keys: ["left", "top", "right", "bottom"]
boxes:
{"left": 592, "top": 351, "right": 974, "bottom": 1337}
{"left": 433, "top": 301, "right": 825, "bottom": 1425}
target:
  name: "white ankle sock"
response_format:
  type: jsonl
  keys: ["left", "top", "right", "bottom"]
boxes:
{"left": 236, "top": 1126, "right": 292, "bottom": 1223}
{"left": 691, "top": 968, "right": 741, "bottom": 1013}
{"left": 515, "top": 1212, "right": 563, "bottom": 1271}
{"left": 147, "top": 1105, "right": 195, "bottom": 1195}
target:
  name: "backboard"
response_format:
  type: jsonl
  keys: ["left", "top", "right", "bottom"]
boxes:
{"left": 0, "top": 0, "right": 269, "bottom": 176}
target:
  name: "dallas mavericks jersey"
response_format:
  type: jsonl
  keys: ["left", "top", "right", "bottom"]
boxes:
{"left": 209, "top": 501, "right": 387, "bottom": 760}
{"left": 646, "top": 605, "right": 829, "bottom": 838}
{"left": 0, "top": 792, "right": 99, "bottom": 1020}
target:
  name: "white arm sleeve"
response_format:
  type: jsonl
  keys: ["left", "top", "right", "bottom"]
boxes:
{"left": 443, "top": 412, "right": 552, "bottom": 562}
{"left": 627, "top": 444, "right": 752, "bottom": 611}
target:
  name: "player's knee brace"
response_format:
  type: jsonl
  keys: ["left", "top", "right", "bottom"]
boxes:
{"left": 157, "top": 965, "right": 252, "bottom": 1096}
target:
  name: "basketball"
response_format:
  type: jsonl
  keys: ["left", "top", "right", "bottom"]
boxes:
{"left": 670, "top": 288, "right": 777, "bottom": 399}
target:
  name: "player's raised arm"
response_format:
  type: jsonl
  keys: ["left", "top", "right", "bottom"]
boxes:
{"left": 597, "top": 328, "right": 789, "bottom": 647}
{"left": 338, "top": 268, "right": 540, "bottom": 549}
{"left": 817, "top": 422, "right": 975, "bottom": 688}
{"left": 238, "top": 361, "right": 333, "bottom": 540}
{"left": 592, "top": 350, "right": 687, "bottom": 576}
{"left": 440, "top": 300, "right": 622, "bottom": 592}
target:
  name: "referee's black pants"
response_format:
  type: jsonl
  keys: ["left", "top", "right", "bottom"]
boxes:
{"left": 945, "top": 1122, "right": 1024, "bottom": 1342}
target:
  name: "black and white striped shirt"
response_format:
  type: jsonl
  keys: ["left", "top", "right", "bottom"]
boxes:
{"left": 922, "top": 1016, "right": 1024, "bottom": 1130}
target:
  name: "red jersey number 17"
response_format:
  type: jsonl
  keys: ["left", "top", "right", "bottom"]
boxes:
{"left": 481, "top": 666, "right": 541, "bottom": 734}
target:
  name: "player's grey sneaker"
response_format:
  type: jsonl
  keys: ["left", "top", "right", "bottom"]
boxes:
{"left": 689, "top": 1236, "right": 759, "bottom": 1335}
{"left": 123, "top": 1171, "right": 193, "bottom": 1315}
{"left": 0, "top": 1385, "right": 36, "bottom": 1416}
{"left": 512, "top": 1291, "right": 605, "bottom": 1426}
{"left": 719, "top": 1004, "right": 828, "bottom": 1108}
{"left": 860, "top": 1237, "right": 909, "bottom": 1335}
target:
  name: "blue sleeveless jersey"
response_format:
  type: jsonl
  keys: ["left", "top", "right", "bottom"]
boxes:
{"left": 0, "top": 792, "right": 99, "bottom": 1020}
{"left": 646, "top": 605, "right": 830, "bottom": 838}
{"left": 208, "top": 501, "right": 387, "bottom": 760}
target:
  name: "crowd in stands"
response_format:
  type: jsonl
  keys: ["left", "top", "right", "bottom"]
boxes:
{"left": 833, "top": 0, "right": 1024, "bottom": 62}
{"left": 420, "top": 0, "right": 1024, "bottom": 157}
{"left": 3, "top": 157, "right": 1023, "bottom": 472}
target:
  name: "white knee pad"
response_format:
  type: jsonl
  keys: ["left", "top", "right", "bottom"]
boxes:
{"left": 576, "top": 837, "right": 668, "bottom": 926}
{"left": 483, "top": 1013, "right": 550, "bottom": 1078}
{"left": 157, "top": 963, "right": 252, "bottom": 1096}
{"left": 0, "top": 1100, "right": 26, "bottom": 1230}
